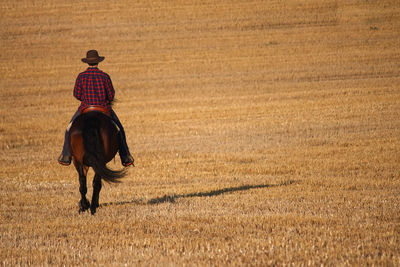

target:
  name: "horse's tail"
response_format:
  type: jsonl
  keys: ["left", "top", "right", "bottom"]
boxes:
{"left": 82, "top": 114, "right": 126, "bottom": 183}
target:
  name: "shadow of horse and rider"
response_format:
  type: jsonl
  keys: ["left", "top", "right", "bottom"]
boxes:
{"left": 101, "top": 180, "right": 297, "bottom": 208}
{"left": 68, "top": 105, "right": 296, "bottom": 214}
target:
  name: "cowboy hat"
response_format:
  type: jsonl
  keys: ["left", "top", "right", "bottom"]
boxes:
{"left": 81, "top": 50, "right": 105, "bottom": 64}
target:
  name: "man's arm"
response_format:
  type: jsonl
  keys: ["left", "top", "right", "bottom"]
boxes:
{"left": 73, "top": 74, "right": 83, "bottom": 101}
{"left": 105, "top": 75, "right": 115, "bottom": 101}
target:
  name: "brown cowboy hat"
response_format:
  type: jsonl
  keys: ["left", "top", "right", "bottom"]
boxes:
{"left": 81, "top": 50, "right": 105, "bottom": 64}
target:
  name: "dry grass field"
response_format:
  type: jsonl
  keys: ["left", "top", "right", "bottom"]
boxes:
{"left": 1, "top": 0, "right": 400, "bottom": 265}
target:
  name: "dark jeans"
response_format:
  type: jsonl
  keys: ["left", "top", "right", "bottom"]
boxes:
{"left": 61, "top": 109, "right": 131, "bottom": 157}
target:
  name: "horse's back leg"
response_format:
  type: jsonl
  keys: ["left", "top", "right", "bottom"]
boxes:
{"left": 90, "top": 174, "right": 102, "bottom": 214}
{"left": 75, "top": 162, "right": 90, "bottom": 213}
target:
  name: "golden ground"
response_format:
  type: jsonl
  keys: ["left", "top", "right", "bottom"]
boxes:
{"left": 1, "top": 0, "right": 400, "bottom": 265}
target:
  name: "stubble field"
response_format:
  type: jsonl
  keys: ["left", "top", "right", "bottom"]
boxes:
{"left": 1, "top": 0, "right": 400, "bottom": 265}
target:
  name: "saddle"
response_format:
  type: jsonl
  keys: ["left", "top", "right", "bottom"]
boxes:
{"left": 67, "top": 105, "right": 120, "bottom": 132}
{"left": 81, "top": 105, "right": 111, "bottom": 117}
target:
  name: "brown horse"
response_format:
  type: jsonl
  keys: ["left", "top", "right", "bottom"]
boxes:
{"left": 69, "top": 106, "right": 126, "bottom": 214}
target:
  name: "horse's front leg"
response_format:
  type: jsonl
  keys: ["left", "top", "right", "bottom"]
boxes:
{"left": 76, "top": 163, "right": 90, "bottom": 213}
{"left": 90, "top": 174, "right": 102, "bottom": 214}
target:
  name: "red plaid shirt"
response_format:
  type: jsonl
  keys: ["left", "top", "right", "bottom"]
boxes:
{"left": 73, "top": 67, "right": 115, "bottom": 112}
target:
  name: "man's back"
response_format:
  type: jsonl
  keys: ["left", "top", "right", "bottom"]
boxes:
{"left": 73, "top": 67, "right": 115, "bottom": 112}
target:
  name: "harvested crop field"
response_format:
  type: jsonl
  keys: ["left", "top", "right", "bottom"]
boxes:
{"left": 1, "top": 0, "right": 400, "bottom": 265}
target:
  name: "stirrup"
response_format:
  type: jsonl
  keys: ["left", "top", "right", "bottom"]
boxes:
{"left": 121, "top": 155, "right": 134, "bottom": 167}
{"left": 58, "top": 154, "right": 72, "bottom": 166}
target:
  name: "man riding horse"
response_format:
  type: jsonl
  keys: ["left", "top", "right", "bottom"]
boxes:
{"left": 58, "top": 50, "right": 134, "bottom": 167}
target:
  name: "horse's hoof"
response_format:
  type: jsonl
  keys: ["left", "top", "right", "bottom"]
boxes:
{"left": 90, "top": 201, "right": 99, "bottom": 215}
{"left": 79, "top": 198, "right": 90, "bottom": 213}
{"left": 90, "top": 207, "right": 96, "bottom": 215}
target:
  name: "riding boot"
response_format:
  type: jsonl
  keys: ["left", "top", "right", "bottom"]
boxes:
{"left": 58, "top": 129, "right": 72, "bottom": 165}
{"left": 110, "top": 110, "right": 134, "bottom": 166}
{"left": 117, "top": 128, "right": 134, "bottom": 167}
{"left": 58, "top": 110, "right": 80, "bottom": 166}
